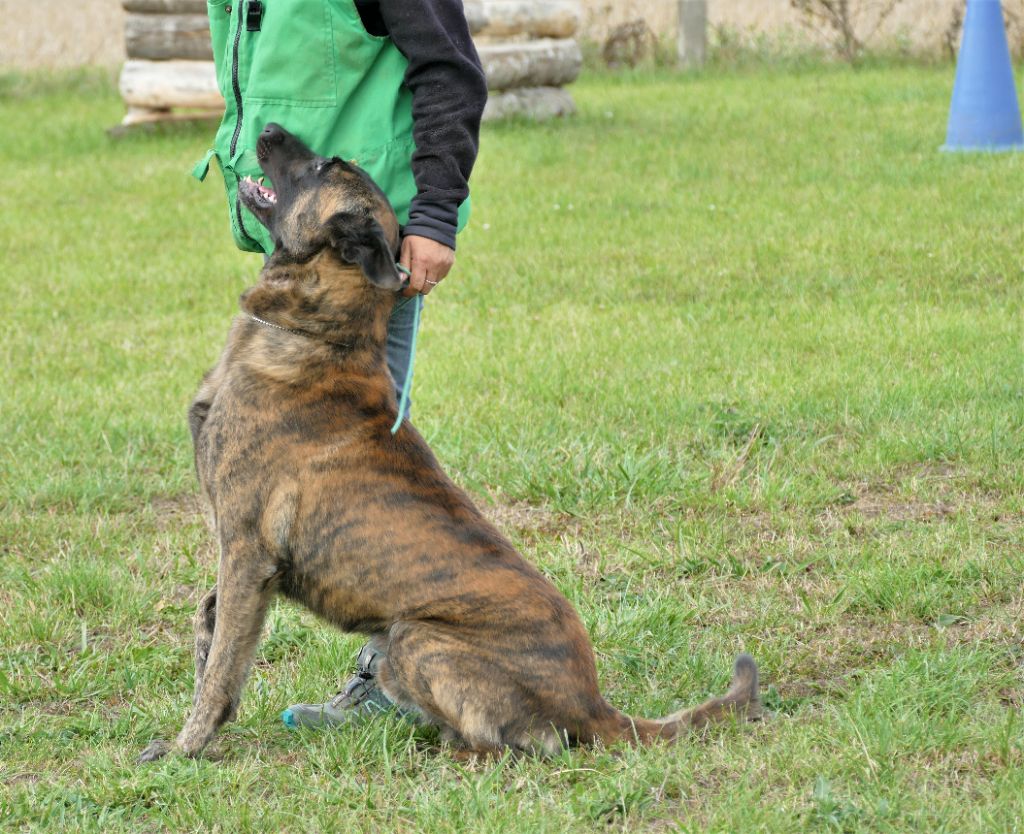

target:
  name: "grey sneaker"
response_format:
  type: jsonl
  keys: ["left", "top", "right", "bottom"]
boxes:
{"left": 281, "top": 645, "right": 396, "bottom": 729}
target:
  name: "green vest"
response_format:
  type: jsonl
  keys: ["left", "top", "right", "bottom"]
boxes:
{"left": 194, "top": 0, "right": 470, "bottom": 254}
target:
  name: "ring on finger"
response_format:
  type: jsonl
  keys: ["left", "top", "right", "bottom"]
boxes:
{"left": 424, "top": 279, "right": 438, "bottom": 286}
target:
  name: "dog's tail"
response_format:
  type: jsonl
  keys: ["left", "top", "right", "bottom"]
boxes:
{"left": 594, "top": 654, "right": 762, "bottom": 745}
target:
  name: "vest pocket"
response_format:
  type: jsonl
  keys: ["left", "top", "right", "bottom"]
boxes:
{"left": 243, "top": 0, "right": 338, "bottom": 107}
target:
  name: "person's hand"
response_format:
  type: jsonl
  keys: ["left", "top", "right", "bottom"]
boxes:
{"left": 399, "top": 235, "right": 455, "bottom": 297}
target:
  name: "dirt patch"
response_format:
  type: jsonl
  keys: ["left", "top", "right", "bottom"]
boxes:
{"left": 764, "top": 598, "right": 1024, "bottom": 713}
{"left": 154, "top": 582, "right": 206, "bottom": 610}
{"left": 817, "top": 463, "right": 1011, "bottom": 534}
{"left": 3, "top": 772, "right": 42, "bottom": 787}
{"left": 149, "top": 493, "right": 204, "bottom": 531}
{"left": 845, "top": 495, "right": 956, "bottom": 523}
{"left": 556, "top": 535, "right": 622, "bottom": 585}
{"left": 999, "top": 688, "right": 1024, "bottom": 709}
{"left": 952, "top": 594, "right": 1024, "bottom": 647}
{"left": 480, "top": 499, "right": 568, "bottom": 539}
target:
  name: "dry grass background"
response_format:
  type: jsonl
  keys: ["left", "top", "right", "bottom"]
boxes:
{"left": 581, "top": 0, "right": 1024, "bottom": 56}
{"left": 1, "top": 0, "right": 126, "bottom": 68}
{"left": 3, "top": 0, "right": 1022, "bottom": 69}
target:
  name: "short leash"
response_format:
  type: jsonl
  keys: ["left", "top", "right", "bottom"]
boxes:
{"left": 390, "top": 264, "right": 420, "bottom": 435}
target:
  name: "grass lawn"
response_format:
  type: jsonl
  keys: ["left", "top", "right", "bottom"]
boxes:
{"left": 1, "top": 61, "right": 1022, "bottom": 832}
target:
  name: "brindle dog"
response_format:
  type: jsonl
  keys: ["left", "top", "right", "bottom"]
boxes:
{"left": 138, "top": 124, "right": 761, "bottom": 763}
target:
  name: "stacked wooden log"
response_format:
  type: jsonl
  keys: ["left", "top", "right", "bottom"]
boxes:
{"left": 118, "top": 0, "right": 582, "bottom": 127}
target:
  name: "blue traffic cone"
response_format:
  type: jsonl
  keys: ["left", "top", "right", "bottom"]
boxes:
{"left": 943, "top": 0, "right": 1024, "bottom": 151}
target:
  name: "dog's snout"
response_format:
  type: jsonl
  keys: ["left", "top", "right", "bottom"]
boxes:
{"left": 256, "top": 124, "right": 288, "bottom": 162}
{"left": 261, "top": 123, "right": 287, "bottom": 144}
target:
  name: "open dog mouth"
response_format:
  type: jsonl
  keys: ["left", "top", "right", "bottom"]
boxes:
{"left": 238, "top": 175, "right": 277, "bottom": 211}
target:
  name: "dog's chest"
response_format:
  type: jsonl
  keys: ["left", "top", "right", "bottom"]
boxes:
{"left": 195, "top": 384, "right": 286, "bottom": 495}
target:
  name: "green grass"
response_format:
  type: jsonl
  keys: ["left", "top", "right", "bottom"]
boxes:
{"left": 2, "top": 63, "right": 1023, "bottom": 832}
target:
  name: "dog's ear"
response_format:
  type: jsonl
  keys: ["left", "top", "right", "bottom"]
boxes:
{"left": 326, "top": 212, "right": 404, "bottom": 291}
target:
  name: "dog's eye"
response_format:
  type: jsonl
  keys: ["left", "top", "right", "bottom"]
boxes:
{"left": 316, "top": 158, "right": 346, "bottom": 176}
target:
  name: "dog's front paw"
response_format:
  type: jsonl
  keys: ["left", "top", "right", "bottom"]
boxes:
{"left": 137, "top": 739, "right": 173, "bottom": 764}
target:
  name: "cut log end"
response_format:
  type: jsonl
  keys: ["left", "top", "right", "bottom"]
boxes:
{"left": 466, "top": 0, "right": 581, "bottom": 39}
{"left": 119, "top": 59, "right": 224, "bottom": 110}
{"left": 125, "top": 13, "right": 214, "bottom": 61}
{"left": 122, "top": 0, "right": 207, "bottom": 13}
{"left": 483, "top": 86, "right": 576, "bottom": 121}
{"left": 479, "top": 38, "right": 582, "bottom": 90}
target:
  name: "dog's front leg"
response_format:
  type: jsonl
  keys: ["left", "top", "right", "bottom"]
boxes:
{"left": 139, "top": 543, "right": 276, "bottom": 763}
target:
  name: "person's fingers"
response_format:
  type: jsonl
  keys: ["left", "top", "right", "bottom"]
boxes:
{"left": 413, "top": 245, "right": 438, "bottom": 295}
{"left": 409, "top": 256, "right": 430, "bottom": 295}
{"left": 398, "top": 236, "right": 455, "bottom": 295}
{"left": 432, "top": 256, "right": 454, "bottom": 283}
{"left": 398, "top": 238, "right": 418, "bottom": 297}
{"left": 419, "top": 261, "right": 441, "bottom": 295}
{"left": 398, "top": 265, "right": 417, "bottom": 297}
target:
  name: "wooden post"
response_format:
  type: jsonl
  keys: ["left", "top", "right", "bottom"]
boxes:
{"left": 678, "top": 0, "right": 707, "bottom": 67}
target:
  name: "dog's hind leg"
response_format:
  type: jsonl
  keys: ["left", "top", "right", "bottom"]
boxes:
{"left": 188, "top": 337, "right": 238, "bottom": 527}
{"left": 376, "top": 622, "right": 552, "bottom": 757}
{"left": 188, "top": 321, "right": 243, "bottom": 450}
{"left": 191, "top": 585, "right": 218, "bottom": 706}
{"left": 188, "top": 361, "right": 229, "bottom": 453}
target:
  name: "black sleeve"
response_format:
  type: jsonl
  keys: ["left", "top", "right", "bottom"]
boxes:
{"left": 375, "top": 0, "right": 488, "bottom": 250}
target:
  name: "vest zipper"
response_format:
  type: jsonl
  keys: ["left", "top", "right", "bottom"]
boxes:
{"left": 230, "top": 1, "right": 256, "bottom": 245}
{"left": 229, "top": 1, "right": 245, "bottom": 158}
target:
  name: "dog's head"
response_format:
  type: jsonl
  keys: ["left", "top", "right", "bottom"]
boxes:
{"left": 240, "top": 123, "right": 403, "bottom": 288}
{"left": 237, "top": 124, "right": 405, "bottom": 342}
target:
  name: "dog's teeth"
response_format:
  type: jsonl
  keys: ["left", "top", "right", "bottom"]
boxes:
{"left": 258, "top": 177, "right": 265, "bottom": 185}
